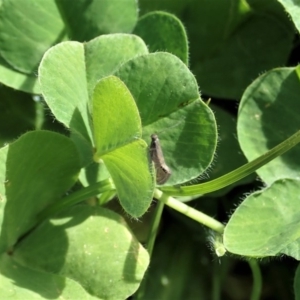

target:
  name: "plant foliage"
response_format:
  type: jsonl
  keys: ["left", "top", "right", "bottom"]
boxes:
{"left": 0, "top": 0, "right": 300, "bottom": 299}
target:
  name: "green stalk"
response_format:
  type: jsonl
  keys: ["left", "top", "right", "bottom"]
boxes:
{"left": 34, "top": 99, "right": 45, "bottom": 130}
{"left": 155, "top": 189, "right": 224, "bottom": 234}
{"left": 134, "top": 191, "right": 165, "bottom": 300}
{"left": 212, "top": 259, "right": 222, "bottom": 300}
{"left": 37, "top": 178, "right": 115, "bottom": 223}
{"left": 162, "top": 129, "right": 300, "bottom": 196}
{"left": 249, "top": 259, "right": 262, "bottom": 300}
{"left": 146, "top": 194, "right": 165, "bottom": 257}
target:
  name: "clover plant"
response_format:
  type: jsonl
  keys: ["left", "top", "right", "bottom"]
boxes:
{"left": 1, "top": 0, "right": 300, "bottom": 299}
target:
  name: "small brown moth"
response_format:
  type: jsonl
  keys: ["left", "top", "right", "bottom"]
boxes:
{"left": 150, "top": 134, "right": 172, "bottom": 184}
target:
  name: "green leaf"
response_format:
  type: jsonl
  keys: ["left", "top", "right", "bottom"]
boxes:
{"left": 0, "top": 56, "right": 41, "bottom": 94}
{"left": 143, "top": 100, "right": 217, "bottom": 186}
{"left": 13, "top": 206, "right": 150, "bottom": 300}
{"left": 237, "top": 66, "right": 300, "bottom": 185}
{"left": 133, "top": 11, "right": 189, "bottom": 64}
{"left": 0, "top": 0, "right": 138, "bottom": 76}
{"left": 115, "top": 53, "right": 217, "bottom": 185}
{"left": 0, "top": 0, "right": 139, "bottom": 93}
{"left": 0, "top": 253, "right": 98, "bottom": 299}
{"left": 0, "top": 0, "right": 66, "bottom": 74}
{"left": 224, "top": 179, "right": 300, "bottom": 259}
{"left": 39, "top": 41, "right": 92, "bottom": 142}
{"left": 139, "top": 1, "right": 293, "bottom": 98}
{"left": 58, "top": 0, "right": 138, "bottom": 41}
{"left": 0, "top": 131, "right": 81, "bottom": 250}
{"left": 115, "top": 52, "right": 199, "bottom": 125}
{"left": 277, "top": 0, "right": 300, "bottom": 33}
{"left": 39, "top": 35, "right": 148, "bottom": 145}
{"left": 79, "top": 161, "right": 111, "bottom": 188}
{"left": 93, "top": 76, "right": 141, "bottom": 156}
{"left": 85, "top": 34, "right": 148, "bottom": 100}
{"left": 102, "top": 140, "right": 153, "bottom": 216}
{"left": 169, "top": 0, "right": 293, "bottom": 99}
{"left": 93, "top": 76, "right": 154, "bottom": 217}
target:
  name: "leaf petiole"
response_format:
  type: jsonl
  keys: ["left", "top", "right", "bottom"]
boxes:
{"left": 154, "top": 189, "right": 224, "bottom": 234}
{"left": 37, "top": 178, "right": 115, "bottom": 223}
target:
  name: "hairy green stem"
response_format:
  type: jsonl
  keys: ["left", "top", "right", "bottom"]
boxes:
{"left": 155, "top": 189, "right": 224, "bottom": 234}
